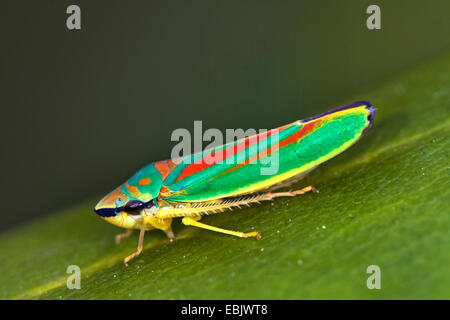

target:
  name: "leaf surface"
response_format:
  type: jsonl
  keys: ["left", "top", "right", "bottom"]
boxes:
{"left": 1, "top": 51, "right": 449, "bottom": 300}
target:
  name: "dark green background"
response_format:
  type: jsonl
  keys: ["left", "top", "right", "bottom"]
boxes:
{"left": 1, "top": 1, "right": 449, "bottom": 231}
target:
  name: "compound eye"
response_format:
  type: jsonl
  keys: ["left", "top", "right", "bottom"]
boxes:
{"left": 124, "top": 200, "right": 144, "bottom": 215}
{"left": 145, "top": 199, "right": 155, "bottom": 209}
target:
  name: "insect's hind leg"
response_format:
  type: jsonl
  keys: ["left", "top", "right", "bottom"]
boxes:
{"left": 182, "top": 216, "right": 262, "bottom": 240}
{"left": 263, "top": 185, "right": 319, "bottom": 200}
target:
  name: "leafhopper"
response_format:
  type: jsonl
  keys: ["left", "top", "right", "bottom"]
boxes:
{"left": 95, "top": 101, "right": 374, "bottom": 265}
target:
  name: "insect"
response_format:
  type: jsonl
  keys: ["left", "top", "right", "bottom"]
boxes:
{"left": 95, "top": 101, "right": 374, "bottom": 266}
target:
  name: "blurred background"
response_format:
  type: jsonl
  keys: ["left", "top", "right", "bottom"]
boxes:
{"left": 1, "top": 0, "right": 449, "bottom": 231}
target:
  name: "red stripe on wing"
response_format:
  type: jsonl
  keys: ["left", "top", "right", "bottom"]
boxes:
{"left": 175, "top": 128, "right": 280, "bottom": 182}
{"left": 278, "top": 120, "right": 320, "bottom": 148}
{"left": 218, "top": 119, "right": 321, "bottom": 176}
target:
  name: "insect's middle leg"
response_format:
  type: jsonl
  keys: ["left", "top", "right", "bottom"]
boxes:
{"left": 182, "top": 216, "right": 261, "bottom": 240}
{"left": 163, "top": 228, "right": 176, "bottom": 242}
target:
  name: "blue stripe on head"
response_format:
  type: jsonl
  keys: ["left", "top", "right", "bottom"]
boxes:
{"left": 94, "top": 206, "right": 123, "bottom": 217}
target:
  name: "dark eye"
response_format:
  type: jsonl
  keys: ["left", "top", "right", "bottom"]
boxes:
{"left": 124, "top": 200, "right": 144, "bottom": 215}
{"left": 145, "top": 199, "right": 155, "bottom": 209}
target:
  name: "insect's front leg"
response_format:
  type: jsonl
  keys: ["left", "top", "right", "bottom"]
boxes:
{"left": 123, "top": 222, "right": 146, "bottom": 266}
{"left": 122, "top": 216, "right": 174, "bottom": 266}
{"left": 115, "top": 229, "right": 133, "bottom": 244}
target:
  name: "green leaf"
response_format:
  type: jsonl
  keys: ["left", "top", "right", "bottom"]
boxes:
{"left": 1, "top": 51, "right": 449, "bottom": 300}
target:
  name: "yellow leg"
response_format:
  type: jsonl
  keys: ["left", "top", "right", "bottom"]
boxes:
{"left": 123, "top": 224, "right": 146, "bottom": 267}
{"left": 182, "top": 217, "right": 262, "bottom": 240}
{"left": 115, "top": 229, "right": 133, "bottom": 244}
